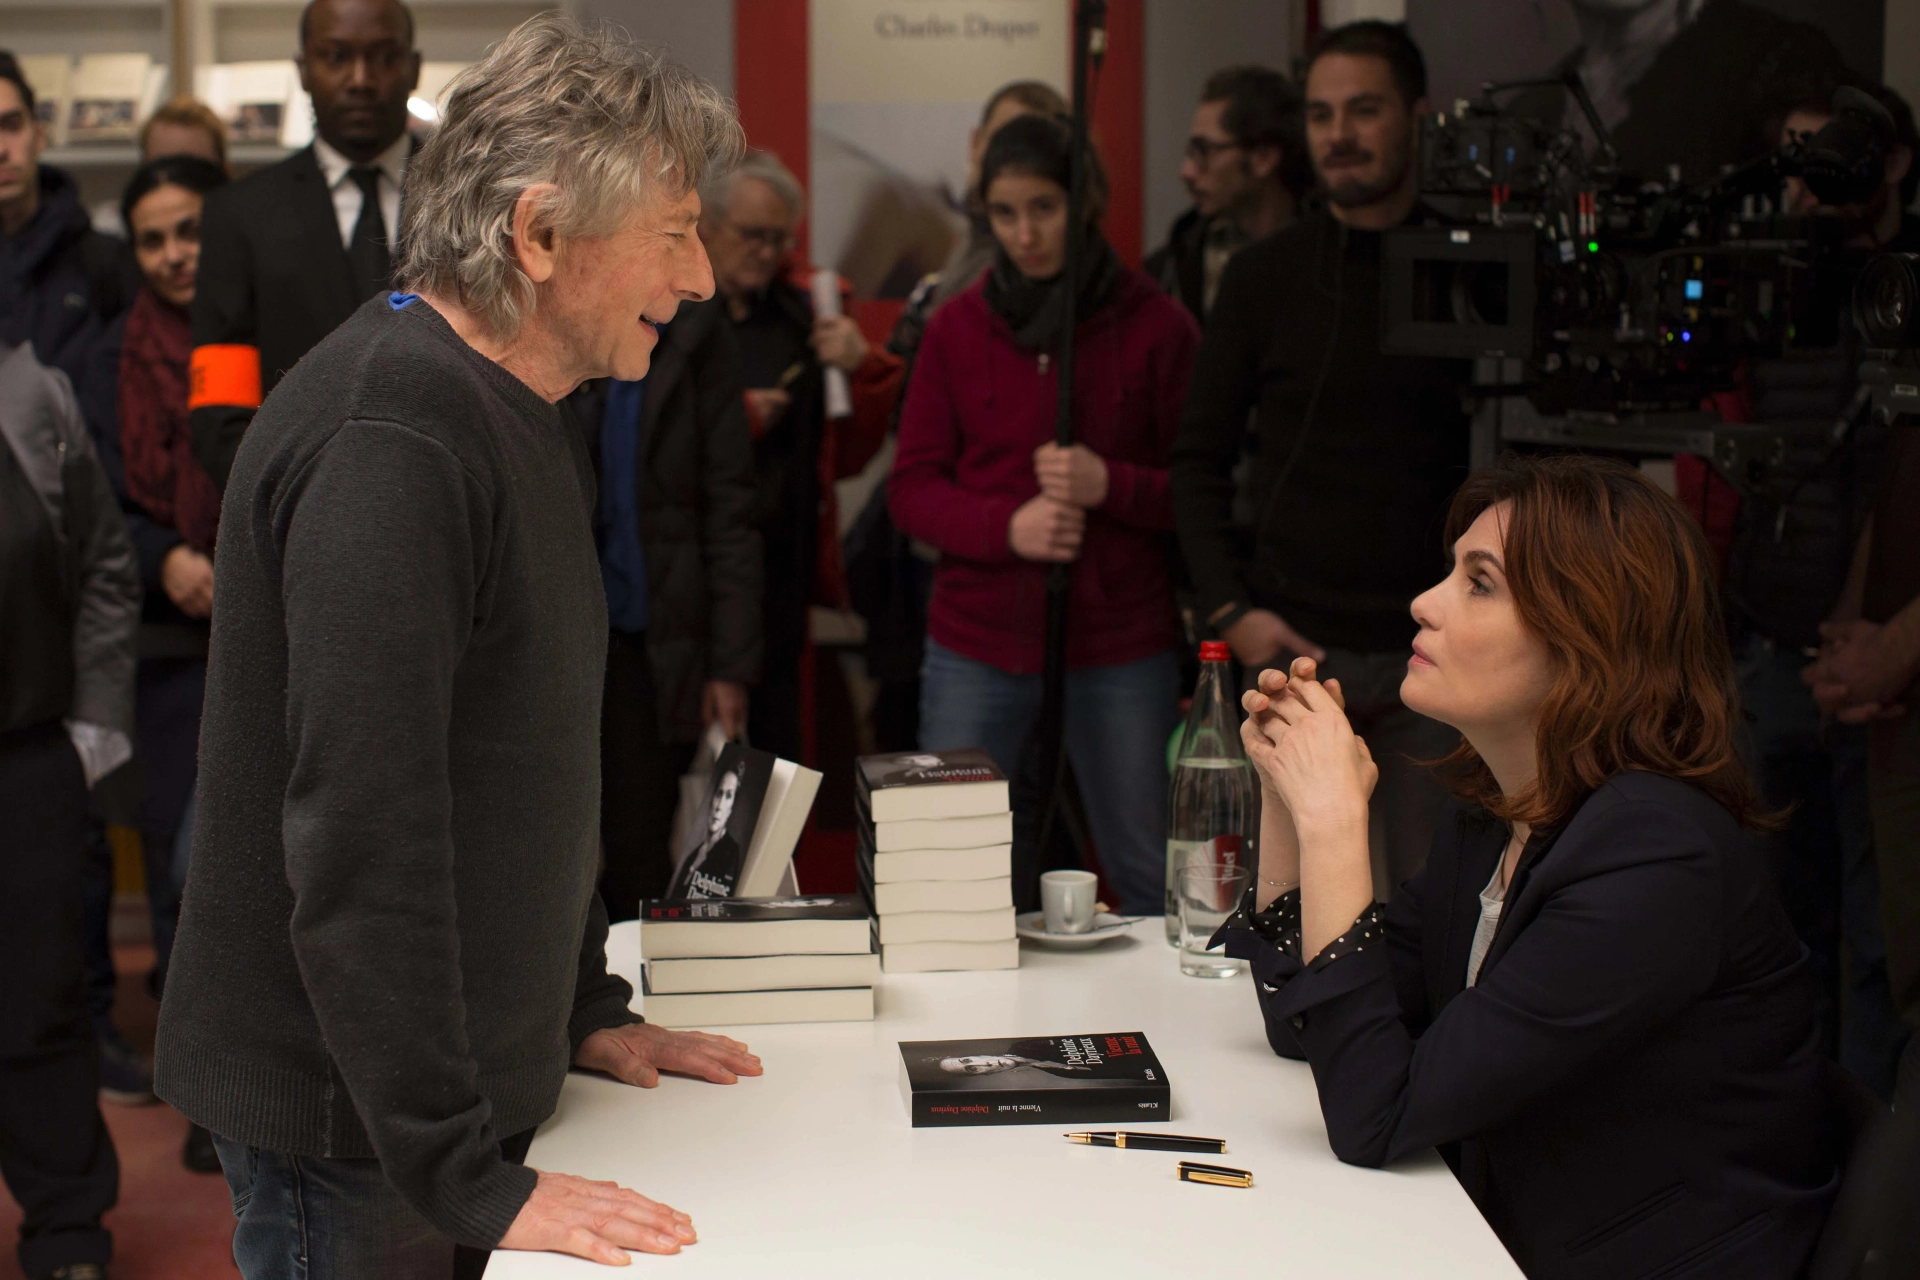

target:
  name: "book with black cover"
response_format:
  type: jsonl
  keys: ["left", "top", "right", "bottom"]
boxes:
{"left": 856, "top": 749, "right": 1009, "bottom": 823}
{"left": 898, "top": 1032, "right": 1170, "bottom": 1127}
{"left": 666, "top": 743, "right": 774, "bottom": 899}
{"left": 639, "top": 894, "right": 874, "bottom": 959}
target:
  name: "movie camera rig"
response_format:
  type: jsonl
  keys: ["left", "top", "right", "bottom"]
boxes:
{"left": 1381, "top": 74, "right": 1899, "bottom": 486}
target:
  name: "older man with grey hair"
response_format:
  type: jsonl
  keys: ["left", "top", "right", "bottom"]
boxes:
{"left": 697, "top": 150, "right": 900, "bottom": 765}
{"left": 155, "top": 16, "right": 760, "bottom": 1277}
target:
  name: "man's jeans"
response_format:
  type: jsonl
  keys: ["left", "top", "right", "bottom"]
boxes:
{"left": 1737, "top": 636, "right": 1909, "bottom": 1098}
{"left": 919, "top": 642, "right": 1180, "bottom": 916}
{"left": 213, "top": 1131, "right": 533, "bottom": 1280}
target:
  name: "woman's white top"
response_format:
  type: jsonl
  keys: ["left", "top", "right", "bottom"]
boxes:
{"left": 1465, "top": 858, "right": 1510, "bottom": 988}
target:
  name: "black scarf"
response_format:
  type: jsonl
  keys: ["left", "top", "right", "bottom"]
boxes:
{"left": 981, "top": 227, "right": 1123, "bottom": 352}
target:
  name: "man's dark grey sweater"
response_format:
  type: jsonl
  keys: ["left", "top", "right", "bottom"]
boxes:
{"left": 155, "top": 295, "right": 641, "bottom": 1248}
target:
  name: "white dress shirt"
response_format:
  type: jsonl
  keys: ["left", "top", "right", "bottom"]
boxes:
{"left": 1465, "top": 858, "right": 1509, "bottom": 988}
{"left": 312, "top": 132, "right": 410, "bottom": 250}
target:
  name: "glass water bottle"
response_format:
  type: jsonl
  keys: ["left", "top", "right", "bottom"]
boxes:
{"left": 1164, "top": 641, "right": 1257, "bottom": 945}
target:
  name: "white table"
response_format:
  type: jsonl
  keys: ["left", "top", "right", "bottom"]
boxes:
{"left": 486, "top": 920, "right": 1521, "bottom": 1278}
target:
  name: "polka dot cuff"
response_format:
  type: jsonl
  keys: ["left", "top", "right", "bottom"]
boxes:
{"left": 1241, "top": 887, "right": 1385, "bottom": 970}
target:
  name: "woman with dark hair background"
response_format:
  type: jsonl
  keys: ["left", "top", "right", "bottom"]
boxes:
{"left": 888, "top": 114, "right": 1199, "bottom": 914}
{"left": 114, "top": 153, "right": 227, "bottom": 1173}
{"left": 1221, "top": 454, "right": 1837, "bottom": 1278}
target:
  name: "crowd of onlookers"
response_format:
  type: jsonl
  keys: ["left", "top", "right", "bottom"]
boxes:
{"left": 4, "top": 0, "right": 1920, "bottom": 1274}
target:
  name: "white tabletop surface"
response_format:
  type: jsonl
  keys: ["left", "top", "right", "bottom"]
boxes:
{"left": 486, "top": 919, "right": 1521, "bottom": 1278}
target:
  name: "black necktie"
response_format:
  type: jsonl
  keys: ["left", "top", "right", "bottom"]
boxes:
{"left": 346, "top": 166, "right": 391, "bottom": 301}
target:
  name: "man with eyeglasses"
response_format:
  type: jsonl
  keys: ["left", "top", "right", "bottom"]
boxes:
{"left": 698, "top": 150, "right": 901, "bottom": 765}
{"left": 1145, "top": 65, "right": 1311, "bottom": 323}
{"left": 188, "top": 0, "right": 421, "bottom": 492}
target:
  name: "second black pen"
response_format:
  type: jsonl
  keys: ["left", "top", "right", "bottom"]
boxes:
{"left": 1064, "top": 1131, "right": 1227, "bottom": 1153}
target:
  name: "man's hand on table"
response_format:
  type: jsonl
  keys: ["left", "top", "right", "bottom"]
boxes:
{"left": 499, "top": 1169, "right": 697, "bottom": 1263}
{"left": 575, "top": 1022, "right": 764, "bottom": 1088}
{"left": 500, "top": 1027, "right": 762, "bottom": 1264}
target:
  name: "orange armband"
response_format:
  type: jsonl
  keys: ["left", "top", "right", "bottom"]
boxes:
{"left": 188, "top": 344, "right": 263, "bottom": 410}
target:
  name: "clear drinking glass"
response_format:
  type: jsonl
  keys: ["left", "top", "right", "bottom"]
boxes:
{"left": 1177, "top": 862, "right": 1250, "bottom": 978}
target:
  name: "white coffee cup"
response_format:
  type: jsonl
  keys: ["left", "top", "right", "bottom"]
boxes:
{"left": 1040, "top": 869, "right": 1099, "bottom": 935}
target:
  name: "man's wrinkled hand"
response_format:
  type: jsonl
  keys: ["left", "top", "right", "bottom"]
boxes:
{"left": 575, "top": 1022, "right": 763, "bottom": 1088}
{"left": 497, "top": 1169, "right": 695, "bottom": 1264}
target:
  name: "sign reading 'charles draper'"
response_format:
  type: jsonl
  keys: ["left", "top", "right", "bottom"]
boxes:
{"left": 812, "top": 0, "right": 1066, "bottom": 103}
{"left": 810, "top": 0, "right": 1068, "bottom": 299}
{"left": 870, "top": 11, "right": 1045, "bottom": 42}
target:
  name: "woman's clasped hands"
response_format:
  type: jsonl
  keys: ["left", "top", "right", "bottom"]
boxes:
{"left": 1241, "top": 657, "right": 1378, "bottom": 835}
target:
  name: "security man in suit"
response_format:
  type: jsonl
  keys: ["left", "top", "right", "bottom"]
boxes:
{"left": 188, "top": 0, "right": 420, "bottom": 491}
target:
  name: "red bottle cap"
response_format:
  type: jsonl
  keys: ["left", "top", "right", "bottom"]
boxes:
{"left": 1199, "top": 641, "right": 1231, "bottom": 662}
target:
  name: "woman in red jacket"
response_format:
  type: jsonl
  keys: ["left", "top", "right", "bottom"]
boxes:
{"left": 889, "top": 115, "right": 1200, "bottom": 915}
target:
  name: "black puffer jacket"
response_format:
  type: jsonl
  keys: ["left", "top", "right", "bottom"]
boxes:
{"left": 0, "top": 165, "right": 138, "bottom": 429}
{"left": 566, "top": 297, "right": 762, "bottom": 741}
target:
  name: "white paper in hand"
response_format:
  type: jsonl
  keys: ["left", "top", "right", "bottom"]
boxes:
{"left": 810, "top": 268, "right": 853, "bottom": 419}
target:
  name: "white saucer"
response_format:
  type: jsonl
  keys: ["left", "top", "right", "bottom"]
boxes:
{"left": 1015, "top": 911, "right": 1133, "bottom": 949}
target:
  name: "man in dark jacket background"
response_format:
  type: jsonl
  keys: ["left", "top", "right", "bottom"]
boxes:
{"left": 1, "top": 50, "right": 175, "bottom": 1112}
{"left": 1171, "top": 21, "right": 1469, "bottom": 897}
{"left": 0, "top": 340, "right": 140, "bottom": 1280}
{"left": 567, "top": 296, "right": 763, "bottom": 920}
{"left": 0, "top": 54, "right": 138, "bottom": 437}
{"left": 1145, "top": 65, "right": 1310, "bottom": 324}
{"left": 188, "top": 0, "right": 420, "bottom": 491}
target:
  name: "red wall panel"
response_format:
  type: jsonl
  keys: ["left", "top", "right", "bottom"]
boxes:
{"left": 1090, "top": 0, "right": 1144, "bottom": 265}
{"left": 732, "top": 0, "right": 812, "bottom": 261}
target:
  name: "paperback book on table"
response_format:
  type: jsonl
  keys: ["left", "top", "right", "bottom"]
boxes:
{"left": 640, "top": 977, "right": 874, "bottom": 1028}
{"left": 639, "top": 894, "right": 873, "bottom": 959}
{"left": 862, "top": 839, "right": 1012, "bottom": 884}
{"left": 664, "top": 743, "right": 821, "bottom": 902}
{"left": 862, "top": 808, "right": 1015, "bottom": 853}
{"left": 857, "top": 749, "right": 1009, "bottom": 823}
{"left": 898, "top": 1032, "right": 1170, "bottom": 1127}
{"left": 645, "top": 950, "right": 879, "bottom": 994}
{"left": 882, "top": 937, "right": 1018, "bottom": 974}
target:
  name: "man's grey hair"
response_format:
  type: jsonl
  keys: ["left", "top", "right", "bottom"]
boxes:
{"left": 398, "top": 13, "right": 743, "bottom": 340}
{"left": 699, "top": 149, "right": 804, "bottom": 227}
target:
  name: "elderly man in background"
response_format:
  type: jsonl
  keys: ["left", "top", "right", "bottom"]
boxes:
{"left": 155, "top": 17, "right": 761, "bottom": 1278}
{"left": 699, "top": 151, "right": 902, "bottom": 763}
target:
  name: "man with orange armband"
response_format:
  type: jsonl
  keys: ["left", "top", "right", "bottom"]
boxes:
{"left": 188, "top": 0, "right": 420, "bottom": 491}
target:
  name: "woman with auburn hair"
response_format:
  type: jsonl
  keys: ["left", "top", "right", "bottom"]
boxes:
{"left": 1220, "top": 454, "right": 1836, "bottom": 1279}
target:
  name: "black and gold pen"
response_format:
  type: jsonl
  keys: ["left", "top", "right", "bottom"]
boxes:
{"left": 1178, "top": 1160, "right": 1253, "bottom": 1188}
{"left": 1065, "top": 1131, "right": 1226, "bottom": 1153}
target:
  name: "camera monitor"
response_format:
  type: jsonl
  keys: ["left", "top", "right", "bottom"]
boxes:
{"left": 1382, "top": 226, "right": 1536, "bottom": 359}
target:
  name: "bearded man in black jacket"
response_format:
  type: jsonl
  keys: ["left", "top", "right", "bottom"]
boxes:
{"left": 1171, "top": 20, "right": 1469, "bottom": 898}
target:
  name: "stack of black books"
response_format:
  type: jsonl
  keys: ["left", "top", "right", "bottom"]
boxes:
{"left": 638, "top": 895, "right": 878, "bottom": 1026}
{"left": 856, "top": 750, "right": 1016, "bottom": 973}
